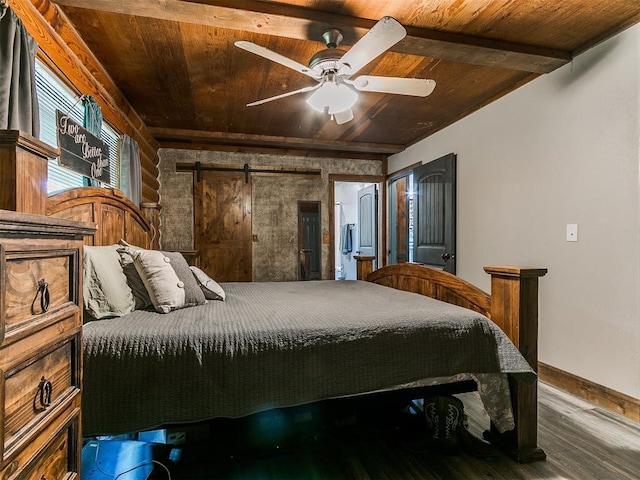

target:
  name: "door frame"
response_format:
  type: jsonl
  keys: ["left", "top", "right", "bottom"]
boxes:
{"left": 387, "top": 162, "right": 421, "bottom": 266}
{"left": 329, "top": 174, "right": 385, "bottom": 279}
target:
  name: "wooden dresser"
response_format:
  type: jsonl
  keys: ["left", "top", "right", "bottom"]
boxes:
{"left": 0, "top": 210, "right": 94, "bottom": 479}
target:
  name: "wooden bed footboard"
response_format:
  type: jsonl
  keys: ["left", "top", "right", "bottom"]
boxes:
{"left": 355, "top": 257, "right": 547, "bottom": 463}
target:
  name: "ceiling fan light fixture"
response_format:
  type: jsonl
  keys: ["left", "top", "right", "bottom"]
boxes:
{"left": 306, "top": 82, "right": 358, "bottom": 115}
{"left": 333, "top": 108, "right": 354, "bottom": 125}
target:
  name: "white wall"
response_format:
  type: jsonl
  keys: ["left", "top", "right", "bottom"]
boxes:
{"left": 389, "top": 25, "right": 640, "bottom": 399}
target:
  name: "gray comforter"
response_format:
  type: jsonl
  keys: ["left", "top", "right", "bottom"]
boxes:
{"left": 82, "top": 280, "right": 535, "bottom": 436}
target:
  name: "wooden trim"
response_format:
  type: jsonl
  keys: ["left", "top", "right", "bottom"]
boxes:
{"left": 50, "top": 0, "right": 571, "bottom": 73}
{"left": 0, "top": 130, "right": 60, "bottom": 158}
{"left": 539, "top": 363, "right": 640, "bottom": 423}
{"left": 328, "top": 174, "right": 385, "bottom": 183}
{"left": 0, "top": 209, "right": 95, "bottom": 238}
{"left": 158, "top": 142, "right": 389, "bottom": 161}
{"left": 380, "top": 178, "right": 387, "bottom": 268}
{"left": 151, "top": 127, "right": 404, "bottom": 155}
{"left": 573, "top": 11, "right": 640, "bottom": 56}
{"left": 387, "top": 161, "right": 422, "bottom": 183}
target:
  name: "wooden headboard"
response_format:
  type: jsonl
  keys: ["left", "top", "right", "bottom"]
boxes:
{"left": 47, "top": 187, "right": 157, "bottom": 247}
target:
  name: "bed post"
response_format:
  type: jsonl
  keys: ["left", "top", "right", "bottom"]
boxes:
{"left": 354, "top": 255, "right": 375, "bottom": 280}
{"left": 483, "top": 266, "right": 548, "bottom": 463}
{"left": 141, "top": 202, "right": 161, "bottom": 249}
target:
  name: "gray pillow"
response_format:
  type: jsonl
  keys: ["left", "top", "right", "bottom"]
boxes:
{"left": 83, "top": 245, "right": 135, "bottom": 319}
{"left": 117, "top": 240, "right": 153, "bottom": 310}
{"left": 163, "top": 252, "right": 206, "bottom": 307}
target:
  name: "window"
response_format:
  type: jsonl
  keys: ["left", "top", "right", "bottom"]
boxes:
{"left": 35, "top": 60, "right": 120, "bottom": 194}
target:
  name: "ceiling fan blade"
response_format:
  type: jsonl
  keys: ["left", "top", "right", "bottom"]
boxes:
{"left": 235, "top": 41, "right": 321, "bottom": 80}
{"left": 333, "top": 108, "right": 354, "bottom": 125}
{"left": 246, "top": 84, "right": 320, "bottom": 107}
{"left": 349, "top": 76, "right": 436, "bottom": 97}
{"left": 337, "top": 16, "right": 407, "bottom": 77}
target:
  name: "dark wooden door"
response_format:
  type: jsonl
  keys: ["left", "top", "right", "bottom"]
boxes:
{"left": 301, "top": 210, "right": 321, "bottom": 279}
{"left": 194, "top": 170, "right": 252, "bottom": 282}
{"left": 413, "top": 153, "right": 456, "bottom": 273}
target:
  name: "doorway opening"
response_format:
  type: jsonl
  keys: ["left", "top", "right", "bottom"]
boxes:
{"left": 389, "top": 153, "right": 457, "bottom": 273}
{"left": 333, "top": 181, "right": 380, "bottom": 280}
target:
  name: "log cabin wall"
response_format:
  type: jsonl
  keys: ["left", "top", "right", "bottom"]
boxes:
{"left": 158, "top": 149, "right": 383, "bottom": 281}
{"left": 10, "top": 0, "right": 161, "bottom": 211}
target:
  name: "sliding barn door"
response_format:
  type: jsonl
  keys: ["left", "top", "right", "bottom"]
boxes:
{"left": 194, "top": 170, "right": 252, "bottom": 282}
{"left": 413, "top": 153, "right": 456, "bottom": 273}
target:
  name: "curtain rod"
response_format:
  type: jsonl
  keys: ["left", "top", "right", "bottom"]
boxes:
{"left": 177, "top": 162, "right": 322, "bottom": 183}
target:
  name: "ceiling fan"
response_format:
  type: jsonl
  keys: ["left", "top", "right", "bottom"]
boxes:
{"left": 235, "top": 16, "right": 436, "bottom": 125}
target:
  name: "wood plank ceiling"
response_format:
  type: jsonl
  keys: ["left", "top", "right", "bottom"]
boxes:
{"left": 51, "top": 0, "right": 640, "bottom": 158}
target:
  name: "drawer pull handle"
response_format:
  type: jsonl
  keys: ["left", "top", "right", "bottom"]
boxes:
{"left": 31, "top": 278, "right": 50, "bottom": 314}
{"left": 35, "top": 376, "right": 53, "bottom": 410}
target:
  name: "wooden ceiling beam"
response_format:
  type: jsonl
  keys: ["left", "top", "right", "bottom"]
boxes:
{"left": 159, "top": 142, "right": 388, "bottom": 161}
{"left": 51, "top": 0, "right": 570, "bottom": 73}
{"left": 149, "top": 127, "right": 403, "bottom": 155}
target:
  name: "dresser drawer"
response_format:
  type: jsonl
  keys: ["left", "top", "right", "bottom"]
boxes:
{"left": 0, "top": 401, "right": 79, "bottom": 480}
{"left": 1, "top": 333, "right": 80, "bottom": 463}
{"left": 13, "top": 421, "right": 79, "bottom": 480}
{"left": 1, "top": 247, "right": 80, "bottom": 345}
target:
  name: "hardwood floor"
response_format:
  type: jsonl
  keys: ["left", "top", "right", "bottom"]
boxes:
{"left": 157, "top": 382, "right": 640, "bottom": 479}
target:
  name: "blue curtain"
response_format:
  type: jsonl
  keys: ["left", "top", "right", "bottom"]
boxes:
{"left": 120, "top": 134, "right": 142, "bottom": 207}
{"left": 82, "top": 95, "right": 102, "bottom": 186}
{"left": 0, "top": 6, "right": 40, "bottom": 136}
{"left": 82, "top": 94, "right": 102, "bottom": 137}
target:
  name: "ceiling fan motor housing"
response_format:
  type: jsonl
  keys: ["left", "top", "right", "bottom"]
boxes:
{"left": 308, "top": 48, "right": 346, "bottom": 73}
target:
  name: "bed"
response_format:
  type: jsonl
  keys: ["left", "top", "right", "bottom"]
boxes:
{"left": 47, "top": 188, "right": 547, "bottom": 463}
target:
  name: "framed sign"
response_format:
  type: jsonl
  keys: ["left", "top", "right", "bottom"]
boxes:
{"left": 56, "top": 110, "right": 110, "bottom": 183}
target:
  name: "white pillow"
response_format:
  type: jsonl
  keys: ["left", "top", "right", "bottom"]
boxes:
{"left": 83, "top": 245, "right": 135, "bottom": 319}
{"left": 133, "top": 250, "right": 186, "bottom": 313}
{"left": 190, "top": 266, "right": 225, "bottom": 301}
